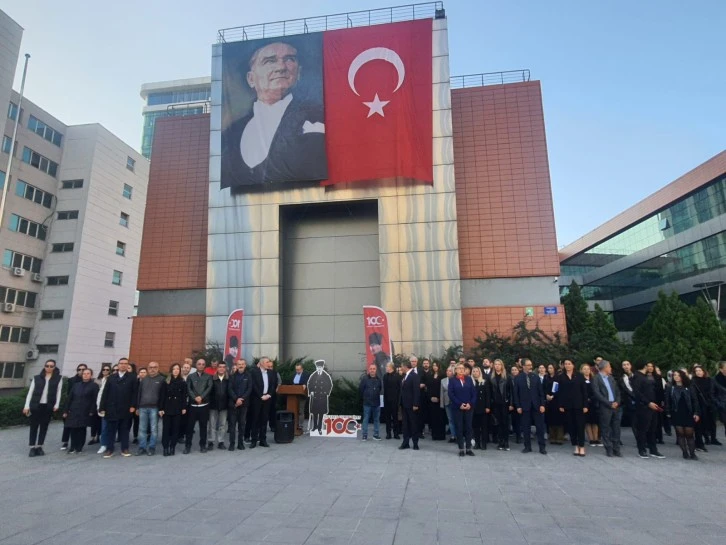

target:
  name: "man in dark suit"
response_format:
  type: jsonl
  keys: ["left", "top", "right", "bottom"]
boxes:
{"left": 221, "top": 41, "right": 327, "bottom": 188}
{"left": 289, "top": 363, "right": 309, "bottom": 432}
{"left": 592, "top": 360, "right": 622, "bottom": 457}
{"left": 184, "top": 358, "right": 213, "bottom": 454}
{"left": 248, "top": 356, "right": 278, "bottom": 447}
{"left": 307, "top": 360, "right": 333, "bottom": 435}
{"left": 512, "top": 358, "right": 547, "bottom": 454}
{"left": 98, "top": 358, "right": 138, "bottom": 458}
{"left": 398, "top": 358, "right": 421, "bottom": 451}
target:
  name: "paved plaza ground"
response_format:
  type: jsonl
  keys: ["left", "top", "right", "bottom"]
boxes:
{"left": 0, "top": 422, "right": 725, "bottom": 545}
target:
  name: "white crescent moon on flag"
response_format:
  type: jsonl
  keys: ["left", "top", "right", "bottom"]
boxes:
{"left": 348, "top": 47, "right": 405, "bottom": 97}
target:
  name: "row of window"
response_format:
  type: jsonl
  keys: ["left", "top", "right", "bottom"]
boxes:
{"left": 147, "top": 88, "right": 210, "bottom": 106}
{"left": 0, "top": 286, "right": 38, "bottom": 308}
{"left": 28, "top": 115, "right": 63, "bottom": 147}
{"left": 22, "top": 146, "right": 58, "bottom": 177}
{"left": 9, "top": 214, "right": 47, "bottom": 240}
{"left": 0, "top": 361, "right": 25, "bottom": 380}
{"left": 2, "top": 250, "right": 42, "bottom": 273}
{"left": 0, "top": 325, "right": 31, "bottom": 343}
{"left": 16, "top": 180, "right": 54, "bottom": 208}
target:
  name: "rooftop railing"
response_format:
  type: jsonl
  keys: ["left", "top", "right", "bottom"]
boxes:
{"left": 218, "top": 2, "right": 445, "bottom": 43}
{"left": 450, "top": 70, "right": 531, "bottom": 88}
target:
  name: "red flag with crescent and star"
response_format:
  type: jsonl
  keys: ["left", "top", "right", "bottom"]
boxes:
{"left": 321, "top": 19, "right": 433, "bottom": 186}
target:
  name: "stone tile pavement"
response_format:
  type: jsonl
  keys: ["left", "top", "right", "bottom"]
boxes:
{"left": 0, "top": 422, "right": 725, "bottom": 545}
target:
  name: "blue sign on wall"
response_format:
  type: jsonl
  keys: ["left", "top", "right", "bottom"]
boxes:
{"left": 544, "top": 306, "right": 558, "bottom": 315}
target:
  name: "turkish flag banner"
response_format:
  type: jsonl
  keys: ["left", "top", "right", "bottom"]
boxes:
{"left": 223, "top": 309, "right": 243, "bottom": 367}
{"left": 322, "top": 19, "right": 433, "bottom": 186}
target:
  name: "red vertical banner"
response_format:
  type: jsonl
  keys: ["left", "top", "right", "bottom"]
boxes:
{"left": 223, "top": 309, "right": 244, "bottom": 367}
{"left": 363, "top": 306, "right": 393, "bottom": 377}
{"left": 322, "top": 19, "right": 433, "bottom": 185}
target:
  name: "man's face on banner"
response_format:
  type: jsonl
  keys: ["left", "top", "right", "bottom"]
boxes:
{"left": 370, "top": 341, "right": 382, "bottom": 355}
{"left": 246, "top": 42, "right": 299, "bottom": 104}
{"left": 229, "top": 345, "right": 238, "bottom": 358}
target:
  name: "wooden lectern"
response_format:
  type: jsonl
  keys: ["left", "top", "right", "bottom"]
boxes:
{"left": 277, "top": 385, "right": 307, "bottom": 435}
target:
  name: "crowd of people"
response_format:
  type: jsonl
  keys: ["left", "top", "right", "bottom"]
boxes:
{"left": 359, "top": 356, "right": 726, "bottom": 459}
{"left": 21, "top": 354, "right": 726, "bottom": 461}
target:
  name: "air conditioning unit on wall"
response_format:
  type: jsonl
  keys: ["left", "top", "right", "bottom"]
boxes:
{"left": 26, "top": 349, "right": 39, "bottom": 361}
{"left": 31, "top": 273, "right": 42, "bottom": 283}
{"left": 3, "top": 302, "right": 16, "bottom": 312}
{"left": 12, "top": 267, "right": 24, "bottom": 277}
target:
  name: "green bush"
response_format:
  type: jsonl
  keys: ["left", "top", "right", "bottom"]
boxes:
{"left": 0, "top": 393, "right": 26, "bottom": 428}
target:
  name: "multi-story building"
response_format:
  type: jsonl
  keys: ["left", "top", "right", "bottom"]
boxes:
{"left": 559, "top": 151, "right": 726, "bottom": 337}
{"left": 1, "top": 87, "right": 149, "bottom": 387}
{"left": 139, "top": 77, "right": 211, "bottom": 158}
{"left": 131, "top": 3, "right": 564, "bottom": 380}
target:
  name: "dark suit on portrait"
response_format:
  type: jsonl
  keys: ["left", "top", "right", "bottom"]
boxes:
{"left": 399, "top": 370, "right": 421, "bottom": 448}
{"left": 512, "top": 371, "right": 546, "bottom": 451}
{"left": 221, "top": 95, "right": 327, "bottom": 189}
{"left": 248, "top": 366, "right": 278, "bottom": 445}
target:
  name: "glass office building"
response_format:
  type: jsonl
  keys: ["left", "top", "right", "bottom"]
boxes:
{"left": 139, "top": 77, "right": 211, "bottom": 158}
{"left": 559, "top": 151, "right": 726, "bottom": 333}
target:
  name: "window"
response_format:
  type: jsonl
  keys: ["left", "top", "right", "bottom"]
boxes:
{"left": 112, "top": 270, "right": 122, "bottom": 285}
{"left": 2, "top": 250, "right": 42, "bottom": 273}
{"left": 21, "top": 147, "right": 58, "bottom": 177}
{"left": 46, "top": 276, "right": 69, "bottom": 286}
{"left": 126, "top": 156, "right": 136, "bottom": 172}
{"left": 147, "top": 87, "right": 210, "bottom": 106}
{"left": 122, "top": 183, "right": 133, "bottom": 199}
{"left": 28, "top": 116, "right": 63, "bottom": 147}
{"left": 7, "top": 102, "right": 22, "bottom": 122}
{"left": 8, "top": 214, "right": 47, "bottom": 241}
{"left": 116, "top": 241, "right": 126, "bottom": 256}
{"left": 2, "top": 135, "right": 14, "bottom": 155}
{"left": 51, "top": 243, "right": 74, "bottom": 253}
{"left": 0, "top": 326, "right": 31, "bottom": 344}
{"left": 40, "top": 310, "right": 64, "bottom": 320}
{"left": 0, "top": 170, "right": 5, "bottom": 189}
{"left": 0, "top": 362, "right": 25, "bottom": 379}
{"left": 108, "top": 300, "right": 119, "bottom": 316}
{"left": 0, "top": 287, "right": 38, "bottom": 308}
{"left": 15, "top": 180, "right": 54, "bottom": 208}
{"left": 119, "top": 212, "right": 129, "bottom": 227}
{"left": 104, "top": 331, "right": 115, "bottom": 348}
{"left": 57, "top": 210, "right": 79, "bottom": 220}
{"left": 37, "top": 344, "right": 59, "bottom": 354}
{"left": 61, "top": 179, "right": 83, "bottom": 189}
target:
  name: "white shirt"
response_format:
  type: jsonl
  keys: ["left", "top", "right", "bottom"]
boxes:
{"left": 262, "top": 369, "right": 269, "bottom": 395}
{"left": 241, "top": 94, "right": 293, "bottom": 169}
{"left": 404, "top": 369, "right": 414, "bottom": 381}
{"left": 24, "top": 374, "right": 63, "bottom": 411}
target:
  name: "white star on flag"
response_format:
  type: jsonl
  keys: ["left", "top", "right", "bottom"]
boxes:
{"left": 363, "top": 94, "right": 390, "bottom": 118}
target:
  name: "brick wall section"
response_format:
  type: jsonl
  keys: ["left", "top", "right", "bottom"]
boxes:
{"left": 129, "top": 315, "right": 206, "bottom": 371}
{"left": 137, "top": 114, "right": 210, "bottom": 291}
{"left": 452, "top": 82, "right": 560, "bottom": 279}
{"left": 462, "top": 305, "right": 566, "bottom": 352}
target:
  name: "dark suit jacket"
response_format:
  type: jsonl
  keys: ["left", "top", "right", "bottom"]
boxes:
{"left": 400, "top": 370, "right": 421, "bottom": 409}
{"left": 289, "top": 372, "right": 309, "bottom": 387}
{"left": 592, "top": 373, "right": 621, "bottom": 408}
{"left": 221, "top": 95, "right": 327, "bottom": 188}
{"left": 99, "top": 372, "right": 138, "bottom": 421}
{"left": 249, "top": 367, "right": 279, "bottom": 399}
{"left": 449, "top": 376, "right": 477, "bottom": 408}
{"left": 512, "top": 372, "right": 545, "bottom": 411}
{"left": 556, "top": 372, "right": 588, "bottom": 410}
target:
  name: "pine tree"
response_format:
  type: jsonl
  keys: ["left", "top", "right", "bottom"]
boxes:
{"left": 561, "top": 280, "right": 591, "bottom": 339}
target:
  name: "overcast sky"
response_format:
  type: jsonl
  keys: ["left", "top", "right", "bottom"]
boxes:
{"left": 3, "top": 0, "right": 724, "bottom": 247}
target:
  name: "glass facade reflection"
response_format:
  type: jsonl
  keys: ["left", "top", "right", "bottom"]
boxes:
{"left": 147, "top": 88, "right": 210, "bottom": 106}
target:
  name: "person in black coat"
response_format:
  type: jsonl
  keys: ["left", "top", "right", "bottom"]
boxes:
{"left": 490, "top": 359, "right": 513, "bottom": 451}
{"left": 543, "top": 364, "right": 564, "bottom": 444}
{"left": 208, "top": 364, "right": 230, "bottom": 450}
{"left": 248, "top": 357, "right": 278, "bottom": 447}
{"left": 382, "top": 363, "right": 402, "bottom": 440}
{"left": 63, "top": 369, "right": 99, "bottom": 454}
{"left": 665, "top": 370, "right": 701, "bottom": 459}
{"left": 512, "top": 359, "right": 547, "bottom": 455}
{"left": 449, "top": 363, "right": 477, "bottom": 456}
{"left": 428, "top": 362, "right": 446, "bottom": 441}
{"left": 398, "top": 359, "right": 421, "bottom": 450}
{"left": 471, "top": 367, "right": 491, "bottom": 450}
{"left": 61, "top": 363, "right": 87, "bottom": 450}
{"left": 691, "top": 365, "right": 721, "bottom": 449}
{"left": 228, "top": 359, "right": 252, "bottom": 450}
{"left": 556, "top": 360, "right": 589, "bottom": 456}
{"left": 159, "top": 363, "right": 188, "bottom": 456}
{"left": 631, "top": 361, "right": 665, "bottom": 459}
{"left": 99, "top": 358, "right": 138, "bottom": 457}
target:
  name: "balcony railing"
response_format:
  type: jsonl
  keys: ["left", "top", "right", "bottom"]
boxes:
{"left": 218, "top": 2, "right": 444, "bottom": 43}
{"left": 450, "top": 70, "right": 531, "bottom": 89}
